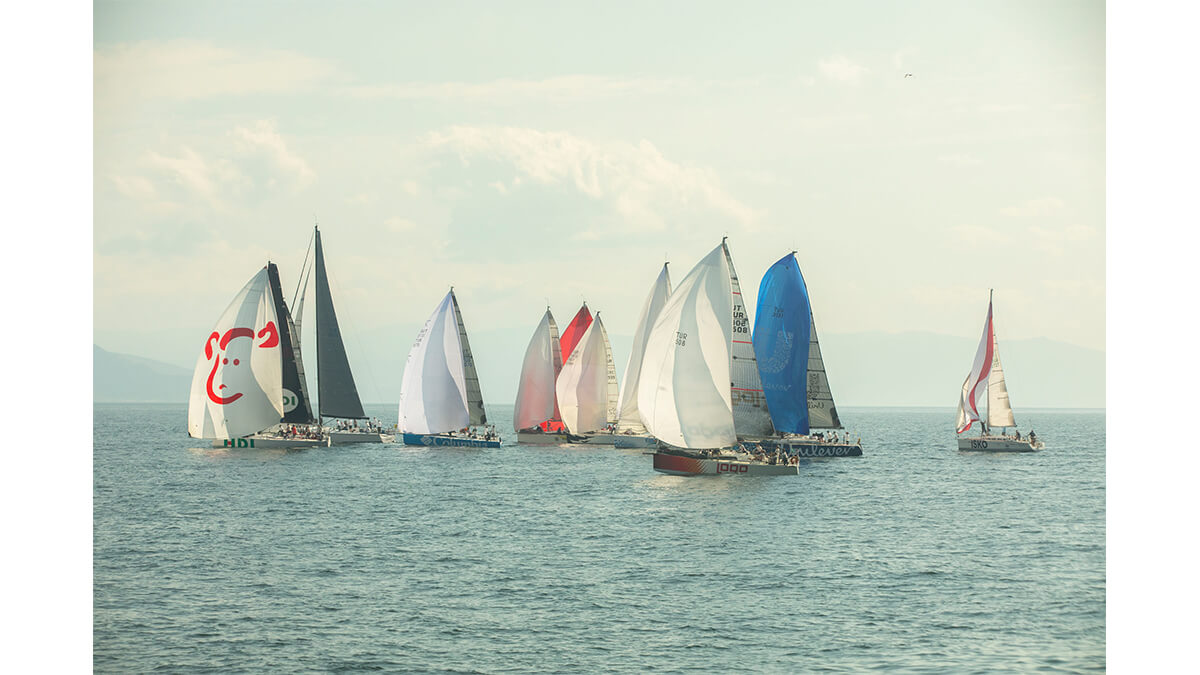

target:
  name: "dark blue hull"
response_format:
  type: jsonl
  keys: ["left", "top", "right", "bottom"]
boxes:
{"left": 402, "top": 433, "right": 501, "bottom": 448}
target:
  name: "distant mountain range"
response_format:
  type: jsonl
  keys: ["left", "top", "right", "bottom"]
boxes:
{"left": 94, "top": 332, "right": 1105, "bottom": 409}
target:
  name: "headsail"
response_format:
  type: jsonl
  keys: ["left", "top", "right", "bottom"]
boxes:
{"left": 599, "top": 315, "right": 619, "bottom": 424}
{"left": 188, "top": 267, "right": 285, "bottom": 439}
{"left": 638, "top": 243, "right": 735, "bottom": 449}
{"left": 721, "top": 240, "right": 775, "bottom": 439}
{"left": 313, "top": 226, "right": 367, "bottom": 419}
{"left": 555, "top": 314, "right": 612, "bottom": 434}
{"left": 399, "top": 291, "right": 470, "bottom": 434}
{"left": 616, "top": 264, "right": 672, "bottom": 434}
{"left": 451, "top": 291, "right": 488, "bottom": 426}
{"left": 267, "top": 263, "right": 314, "bottom": 424}
{"left": 752, "top": 253, "right": 813, "bottom": 435}
{"left": 956, "top": 294, "right": 995, "bottom": 434}
{"left": 513, "top": 309, "right": 564, "bottom": 432}
{"left": 806, "top": 318, "right": 843, "bottom": 430}
{"left": 559, "top": 304, "right": 593, "bottom": 363}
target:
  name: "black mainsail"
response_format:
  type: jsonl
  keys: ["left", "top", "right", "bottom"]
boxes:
{"left": 314, "top": 227, "right": 367, "bottom": 420}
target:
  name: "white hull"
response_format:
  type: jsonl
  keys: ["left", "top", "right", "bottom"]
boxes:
{"left": 612, "top": 434, "right": 658, "bottom": 449}
{"left": 212, "top": 434, "right": 330, "bottom": 449}
{"left": 328, "top": 430, "right": 390, "bottom": 445}
{"left": 957, "top": 435, "right": 1043, "bottom": 452}
{"left": 652, "top": 452, "right": 798, "bottom": 476}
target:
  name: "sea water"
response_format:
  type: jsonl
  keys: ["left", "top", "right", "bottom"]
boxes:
{"left": 94, "top": 404, "right": 1105, "bottom": 673}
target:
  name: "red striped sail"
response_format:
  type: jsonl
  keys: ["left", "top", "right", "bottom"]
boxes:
{"left": 956, "top": 299, "right": 995, "bottom": 433}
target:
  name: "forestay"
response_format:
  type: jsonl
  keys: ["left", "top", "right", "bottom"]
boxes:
{"left": 513, "top": 309, "right": 564, "bottom": 431}
{"left": 638, "top": 243, "right": 736, "bottom": 449}
{"left": 188, "top": 267, "right": 285, "bottom": 439}
{"left": 399, "top": 291, "right": 470, "bottom": 434}
{"left": 752, "top": 253, "right": 813, "bottom": 435}
{"left": 616, "top": 264, "right": 672, "bottom": 434}
{"left": 556, "top": 315, "right": 612, "bottom": 434}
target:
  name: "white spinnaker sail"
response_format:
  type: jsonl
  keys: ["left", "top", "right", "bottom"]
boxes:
{"left": 399, "top": 291, "right": 470, "bottom": 434}
{"left": 721, "top": 241, "right": 775, "bottom": 439}
{"left": 638, "top": 243, "right": 735, "bottom": 449}
{"left": 956, "top": 298, "right": 995, "bottom": 434}
{"left": 599, "top": 315, "right": 619, "bottom": 424}
{"left": 556, "top": 316, "right": 612, "bottom": 434}
{"left": 513, "top": 310, "right": 560, "bottom": 431}
{"left": 616, "top": 264, "right": 672, "bottom": 433}
{"left": 987, "top": 321, "right": 1016, "bottom": 429}
{"left": 188, "top": 267, "right": 285, "bottom": 439}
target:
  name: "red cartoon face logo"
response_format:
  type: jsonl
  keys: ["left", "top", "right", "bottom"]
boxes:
{"left": 204, "top": 322, "right": 279, "bottom": 405}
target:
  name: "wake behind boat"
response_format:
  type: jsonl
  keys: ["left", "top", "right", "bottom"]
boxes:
{"left": 955, "top": 291, "right": 1044, "bottom": 452}
{"left": 399, "top": 289, "right": 500, "bottom": 448}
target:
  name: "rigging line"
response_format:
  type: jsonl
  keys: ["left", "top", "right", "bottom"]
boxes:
{"left": 292, "top": 228, "right": 316, "bottom": 309}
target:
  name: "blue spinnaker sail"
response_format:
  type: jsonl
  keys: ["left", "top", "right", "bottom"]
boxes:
{"left": 752, "top": 253, "right": 812, "bottom": 434}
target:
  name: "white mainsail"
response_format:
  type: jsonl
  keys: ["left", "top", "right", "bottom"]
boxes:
{"left": 451, "top": 292, "right": 488, "bottom": 427}
{"left": 806, "top": 316, "right": 843, "bottom": 430}
{"left": 188, "top": 267, "right": 285, "bottom": 439}
{"left": 986, "top": 317, "right": 1016, "bottom": 429}
{"left": 638, "top": 243, "right": 736, "bottom": 449}
{"left": 556, "top": 315, "right": 613, "bottom": 434}
{"left": 616, "top": 264, "right": 672, "bottom": 433}
{"left": 722, "top": 240, "right": 776, "bottom": 439}
{"left": 513, "top": 309, "right": 563, "bottom": 431}
{"left": 399, "top": 290, "right": 470, "bottom": 434}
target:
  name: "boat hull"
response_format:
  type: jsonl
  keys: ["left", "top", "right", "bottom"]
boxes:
{"left": 747, "top": 439, "right": 863, "bottom": 458}
{"left": 958, "top": 436, "right": 1043, "bottom": 452}
{"left": 516, "top": 431, "right": 573, "bottom": 445}
{"left": 613, "top": 434, "right": 658, "bottom": 449}
{"left": 569, "top": 432, "right": 618, "bottom": 445}
{"left": 329, "top": 431, "right": 389, "bottom": 445}
{"left": 652, "top": 452, "right": 798, "bottom": 476}
{"left": 402, "top": 433, "right": 500, "bottom": 448}
{"left": 212, "top": 435, "right": 330, "bottom": 449}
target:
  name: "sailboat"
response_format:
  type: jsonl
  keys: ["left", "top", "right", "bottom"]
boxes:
{"left": 956, "top": 290, "right": 1044, "bottom": 452}
{"left": 297, "top": 226, "right": 388, "bottom": 444}
{"left": 398, "top": 289, "right": 499, "bottom": 448}
{"left": 748, "top": 252, "right": 863, "bottom": 458}
{"left": 554, "top": 311, "right": 620, "bottom": 444}
{"left": 188, "top": 264, "right": 329, "bottom": 449}
{"left": 513, "top": 308, "right": 573, "bottom": 444}
{"left": 642, "top": 239, "right": 797, "bottom": 476}
{"left": 613, "top": 263, "right": 672, "bottom": 449}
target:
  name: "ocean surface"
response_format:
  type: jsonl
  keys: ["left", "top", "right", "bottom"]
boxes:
{"left": 94, "top": 404, "right": 1105, "bottom": 673}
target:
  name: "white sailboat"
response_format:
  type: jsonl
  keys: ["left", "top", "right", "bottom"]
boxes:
{"left": 188, "top": 265, "right": 329, "bottom": 449}
{"left": 555, "top": 312, "right": 620, "bottom": 444}
{"left": 641, "top": 240, "right": 798, "bottom": 476}
{"left": 956, "top": 290, "right": 1044, "bottom": 452}
{"left": 299, "top": 225, "right": 388, "bottom": 444}
{"left": 399, "top": 289, "right": 499, "bottom": 448}
{"left": 613, "top": 263, "right": 672, "bottom": 449}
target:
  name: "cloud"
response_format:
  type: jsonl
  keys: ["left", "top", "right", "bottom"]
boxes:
{"left": 1000, "top": 198, "right": 1066, "bottom": 218}
{"left": 424, "top": 126, "right": 762, "bottom": 233}
{"left": 819, "top": 56, "right": 868, "bottom": 84}
{"left": 231, "top": 120, "right": 316, "bottom": 192}
{"left": 345, "top": 75, "right": 690, "bottom": 103}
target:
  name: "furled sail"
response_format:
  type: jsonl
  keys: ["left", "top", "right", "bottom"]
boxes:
{"left": 721, "top": 240, "right": 776, "bottom": 439}
{"left": 513, "top": 309, "right": 564, "bottom": 432}
{"left": 638, "top": 243, "right": 735, "bottom": 449}
{"left": 399, "top": 291, "right": 470, "bottom": 434}
{"left": 616, "top": 264, "right": 672, "bottom": 433}
{"left": 956, "top": 294, "right": 995, "bottom": 434}
{"left": 806, "top": 318, "right": 843, "bottom": 430}
{"left": 752, "top": 253, "right": 813, "bottom": 435}
{"left": 313, "top": 226, "right": 366, "bottom": 419}
{"left": 267, "top": 263, "right": 314, "bottom": 424}
{"left": 188, "top": 267, "right": 285, "bottom": 439}
{"left": 559, "top": 304, "right": 593, "bottom": 363}
{"left": 451, "top": 291, "right": 488, "bottom": 426}
{"left": 556, "top": 314, "right": 612, "bottom": 434}
{"left": 986, "top": 317, "right": 1016, "bottom": 429}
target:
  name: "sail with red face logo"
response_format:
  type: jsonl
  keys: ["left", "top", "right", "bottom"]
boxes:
{"left": 188, "top": 266, "right": 286, "bottom": 439}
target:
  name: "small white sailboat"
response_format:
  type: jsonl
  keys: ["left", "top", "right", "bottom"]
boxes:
{"left": 956, "top": 290, "right": 1044, "bottom": 452}
{"left": 613, "top": 263, "right": 672, "bottom": 449}
{"left": 555, "top": 311, "right": 620, "bottom": 444}
{"left": 513, "top": 308, "right": 573, "bottom": 444}
{"left": 399, "top": 289, "right": 499, "bottom": 448}
{"left": 748, "top": 252, "right": 863, "bottom": 458}
{"left": 188, "top": 264, "right": 329, "bottom": 449}
{"left": 642, "top": 239, "right": 798, "bottom": 476}
{"left": 299, "top": 225, "right": 389, "bottom": 444}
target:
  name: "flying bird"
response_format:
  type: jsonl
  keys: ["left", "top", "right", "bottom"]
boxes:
{"left": 904, "top": 73, "right": 913, "bottom": 78}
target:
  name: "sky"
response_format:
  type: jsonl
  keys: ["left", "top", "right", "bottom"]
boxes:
{"left": 91, "top": 0, "right": 1106, "bottom": 407}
